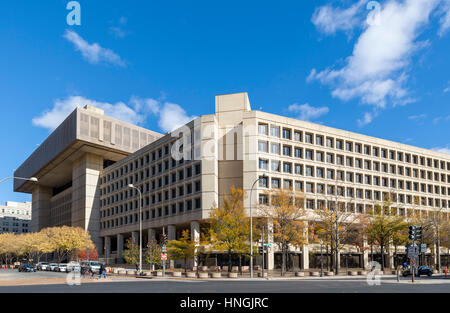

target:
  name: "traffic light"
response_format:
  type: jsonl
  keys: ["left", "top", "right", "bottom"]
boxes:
{"left": 258, "top": 247, "right": 264, "bottom": 254}
{"left": 415, "top": 227, "right": 422, "bottom": 241}
{"left": 409, "top": 225, "right": 423, "bottom": 241}
{"left": 161, "top": 233, "right": 168, "bottom": 246}
{"left": 409, "top": 226, "right": 416, "bottom": 240}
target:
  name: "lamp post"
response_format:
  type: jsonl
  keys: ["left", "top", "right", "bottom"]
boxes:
{"left": 128, "top": 184, "right": 142, "bottom": 275}
{"left": 0, "top": 177, "right": 38, "bottom": 184}
{"left": 249, "top": 174, "right": 267, "bottom": 279}
{"left": 320, "top": 240, "right": 324, "bottom": 277}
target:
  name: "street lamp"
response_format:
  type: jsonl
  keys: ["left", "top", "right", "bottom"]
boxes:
{"left": 249, "top": 174, "right": 267, "bottom": 279}
{"left": 0, "top": 177, "right": 38, "bottom": 184}
{"left": 128, "top": 184, "right": 142, "bottom": 275}
{"left": 320, "top": 240, "right": 324, "bottom": 277}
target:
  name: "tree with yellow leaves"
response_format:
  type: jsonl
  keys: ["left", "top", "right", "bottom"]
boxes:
{"left": 366, "top": 197, "right": 407, "bottom": 270}
{"left": 167, "top": 230, "right": 197, "bottom": 272}
{"left": 259, "top": 188, "right": 307, "bottom": 276}
{"left": 0, "top": 233, "right": 16, "bottom": 265}
{"left": 43, "top": 226, "right": 94, "bottom": 262}
{"left": 208, "top": 186, "right": 253, "bottom": 272}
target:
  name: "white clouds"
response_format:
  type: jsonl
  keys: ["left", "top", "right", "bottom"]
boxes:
{"left": 432, "top": 146, "right": 450, "bottom": 154}
{"left": 110, "top": 17, "right": 130, "bottom": 39}
{"left": 63, "top": 30, "right": 126, "bottom": 67}
{"left": 408, "top": 114, "right": 427, "bottom": 120}
{"left": 288, "top": 103, "right": 329, "bottom": 121}
{"left": 311, "top": 0, "right": 366, "bottom": 35}
{"left": 158, "top": 103, "right": 197, "bottom": 133}
{"left": 32, "top": 96, "right": 195, "bottom": 133}
{"left": 32, "top": 96, "right": 144, "bottom": 130}
{"left": 309, "top": 0, "right": 441, "bottom": 125}
{"left": 438, "top": 0, "right": 450, "bottom": 36}
{"left": 357, "top": 111, "right": 377, "bottom": 127}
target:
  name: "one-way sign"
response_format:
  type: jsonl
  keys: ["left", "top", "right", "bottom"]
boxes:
{"left": 407, "top": 245, "right": 419, "bottom": 258}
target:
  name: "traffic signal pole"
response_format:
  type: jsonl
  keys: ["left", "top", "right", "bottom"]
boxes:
{"left": 162, "top": 227, "right": 166, "bottom": 278}
{"left": 262, "top": 226, "right": 265, "bottom": 279}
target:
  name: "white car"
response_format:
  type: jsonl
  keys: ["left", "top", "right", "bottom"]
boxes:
{"left": 67, "top": 262, "right": 81, "bottom": 272}
{"left": 47, "top": 263, "right": 58, "bottom": 271}
{"left": 37, "top": 262, "right": 49, "bottom": 271}
{"left": 81, "top": 261, "right": 101, "bottom": 274}
{"left": 55, "top": 264, "right": 68, "bottom": 272}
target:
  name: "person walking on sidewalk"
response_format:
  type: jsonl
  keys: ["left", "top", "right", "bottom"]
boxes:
{"left": 98, "top": 263, "right": 107, "bottom": 279}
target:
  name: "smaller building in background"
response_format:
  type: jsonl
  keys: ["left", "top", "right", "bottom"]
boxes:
{"left": 0, "top": 201, "right": 32, "bottom": 234}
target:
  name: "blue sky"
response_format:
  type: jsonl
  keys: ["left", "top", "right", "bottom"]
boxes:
{"left": 1, "top": 0, "right": 449, "bottom": 202}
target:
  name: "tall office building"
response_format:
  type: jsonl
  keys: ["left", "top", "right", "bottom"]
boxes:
{"left": 15, "top": 93, "right": 450, "bottom": 269}
{"left": 0, "top": 201, "right": 32, "bottom": 234}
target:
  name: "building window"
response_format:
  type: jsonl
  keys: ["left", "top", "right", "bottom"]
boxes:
{"left": 258, "top": 124, "right": 268, "bottom": 135}
{"left": 259, "top": 159, "right": 268, "bottom": 170}
{"left": 268, "top": 125, "right": 279, "bottom": 137}
{"left": 258, "top": 141, "right": 268, "bottom": 153}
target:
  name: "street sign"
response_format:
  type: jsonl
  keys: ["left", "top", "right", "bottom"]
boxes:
{"left": 161, "top": 253, "right": 167, "bottom": 261}
{"left": 420, "top": 244, "right": 427, "bottom": 253}
{"left": 407, "top": 246, "right": 419, "bottom": 258}
{"left": 410, "top": 257, "right": 416, "bottom": 266}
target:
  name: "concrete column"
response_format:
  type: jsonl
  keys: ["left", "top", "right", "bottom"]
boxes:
{"left": 105, "top": 236, "right": 111, "bottom": 264}
{"left": 117, "top": 234, "right": 124, "bottom": 260}
{"left": 302, "top": 222, "right": 309, "bottom": 270}
{"left": 267, "top": 219, "right": 274, "bottom": 271}
{"left": 72, "top": 153, "right": 103, "bottom": 251}
{"left": 132, "top": 231, "right": 139, "bottom": 245}
{"left": 148, "top": 228, "right": 156, "bottom": 244}
{"left": 388, "top": 246, "right": 394, "bottom": 269}
{"left": 31, "top": 186, "right": 52, "bottom": 232}
{"left": 191, "top": 221, "right": 200, "bottom": 267}
{"left": 168, "top": 225, "right": 176, "bottom": 240}
{"left": 168, "top": 225, "right": 176, "bottom": 268}
{"left": 363, "top": 238, "right": 369, "bottom": 269}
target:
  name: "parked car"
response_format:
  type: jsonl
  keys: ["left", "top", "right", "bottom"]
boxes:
{"left": 402, "top": 265, "right": 433, "bottom": 277}
{"left": 36, "top": 262, "right": 49, "bottom": 271}
{"left": 55, "top": 264, "right": 68, "bottom": 272}
{"left": 80, "top": 261, "right": 101, "bottom": 274}
{"left": 47, "top": 263, "right": 58, "bottom": 271}
{"left": 18, "top": 264, "right": 36, "bottom": 272}
{"left": 67, "top": 262, "right": 81, "bottom": 272}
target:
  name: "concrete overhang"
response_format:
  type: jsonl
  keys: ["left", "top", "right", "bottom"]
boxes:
{"left": 14, "top": 106, "right": 162, "bottom": 194}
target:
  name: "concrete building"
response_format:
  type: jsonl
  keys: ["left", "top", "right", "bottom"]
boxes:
{"left": 14, "top": 105, "right": 162, "bottom": 249}
{"left": 15, "top": 93, "right": 450, "bottom": 269}
{"left": 0, "top": 201, "right": 32, "bottom": 234}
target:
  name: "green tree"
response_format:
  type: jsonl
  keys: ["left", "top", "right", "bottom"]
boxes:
{"left": 145, "top": 238, "right": 162, "bottom": 270}
{"left": 366, "top": 198, "right": 407, "bottom": 270}
{"left": 167, "top": 230, "right": 196, "bottom": 272}
{"left": 122, "top": 238, "right": 140, "bottom": 265}
{"left": 259, "top": 188, "right": 307, "bottom": 276}
{"left": 208, "top": 186, "right": 252, "bottom": 272}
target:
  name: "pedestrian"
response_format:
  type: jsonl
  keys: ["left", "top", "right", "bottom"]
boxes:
{"left": 402, "top": 261, "right": 408, "bottom": 270}
{"left": 97, "top": 263, "right": 107, "bottom": 279}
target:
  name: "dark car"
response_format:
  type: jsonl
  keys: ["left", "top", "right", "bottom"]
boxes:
{"left": 402, "top": 266, "right": 433, "bottom": 277}
{"left": 18, "top": 264, "right": 36, "bottom": 272}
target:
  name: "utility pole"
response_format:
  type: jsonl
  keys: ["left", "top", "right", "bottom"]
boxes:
{"left": 162, "top": 227, "right": 166, "bottom": 277}
{"left": 262, "top": 226, "right": 265, "bottom": 279}
{"left": 320, "top": 240, "right": 324, "bottom": 277}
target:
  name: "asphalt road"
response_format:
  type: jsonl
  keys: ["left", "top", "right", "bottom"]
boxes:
{"left": 1, "top": 276, "right": 449, "bottom": 293}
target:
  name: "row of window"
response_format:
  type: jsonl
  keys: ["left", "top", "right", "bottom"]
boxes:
{"left": 101, "top": 198, "right": 202, "bottom": 229}
{"left": 101, "top": 163, "right": 201, "bottom": 196}
{"left": 101, "top": 180, "right": 202, "bottom": 208}
{"left": 258, "top": 161, "right": 450, "bottom": 195}
{"left": 257, "top": 177, "right": 449, "bottom": 207}
{"left": 257, "top": 123, "right": 450, "bottom": 171}
{"left": 257, "top": 151, "right": 450, "bottom": 183}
